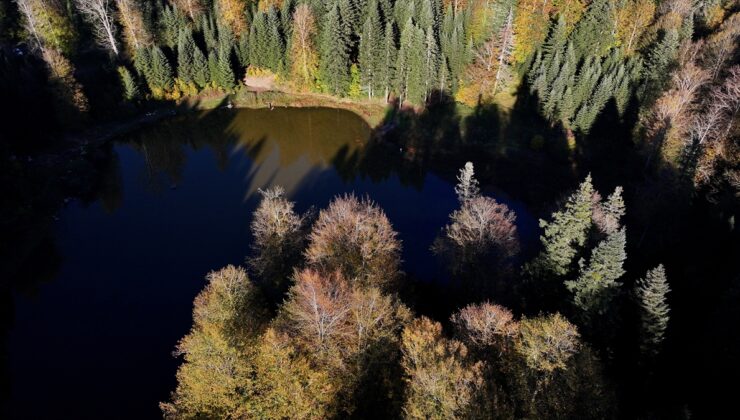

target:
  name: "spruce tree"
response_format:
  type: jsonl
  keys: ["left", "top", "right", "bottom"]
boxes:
{"left": 359, "top": 0, "right": 382, "bottom": 98}
{"left": 118, "top": 66, "right": 139, "bottom": 101}
{"left": 319, "top": 4, "right": 350, "bottom": 95}
{"left": 265, "top": 6, "right": 285, "bottom": 72}
{"left": 177, "top": 29, "right": 196, "bottom": 84}
{"left": 381, "top": 22, "right": 397, "bottom": 101}
{"left": 216, "top": 45, "right": 235, "bottom": 91}
{"left": 134, "top": 47, "right": 152, "bottom": 81}
{"left": 201, "top": 14, "right": 218, "bottom": 52}
{"left": 149, "top": 45, "right": 174, "bottom": 91}
{"left": 570, "top": 0, "right": 614, "bottom": 58}
{"left": 635, "top": 264, "right": 670, "bottom": 356}
{"left": 535, "top": 175, "right": 595, "bottom": 276}
{"left": 565, "top": 227, "right": 627, "bottom": 317}
{"left": 208, "top": 50, "right": 219, "bottom": 86}
{"left": 423, "top": 26, "right": 440, "bottom": 100}
{"left": 395, "top": 19, "right": 426, "bottom": 104}
{"left": 192, "top": 43, "right": 209, "bottom": 89}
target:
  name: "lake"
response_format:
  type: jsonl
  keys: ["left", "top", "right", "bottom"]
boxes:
{"left": 4, "top": 107, "right": 536, "bottom": 418}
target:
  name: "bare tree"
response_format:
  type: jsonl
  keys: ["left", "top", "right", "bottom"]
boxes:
{"left": 454, "top": 162, "right": 480, "bottom": 204}
{"left": 281, "top": 269, "right": 353, "bottom": 363}
{"left": 451, "top": 302, "right": 518, "bottom": 352}
{"left": 14, "top": 0, "right": 43, "bottom": 50}
{"left": 75, "top": 0, "right": 119, "bottom": 56}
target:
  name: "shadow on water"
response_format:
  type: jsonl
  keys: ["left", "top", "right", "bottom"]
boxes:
{"left": 1, "top": 80, "right": 738, "bottom": 419}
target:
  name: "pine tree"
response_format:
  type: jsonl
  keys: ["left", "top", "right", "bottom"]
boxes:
{"left": 570, "top": 0, "right": 614, "bottom": 58}
{"left": 265, "top": 6, "right": 284, "bottom": 72}
{"left": 381, "top": 22, "right": 397, "bottom": 101}
{"left": 192, "top": 43, "right": 209, "bottom": 89}
{"left": 208, "top": 50, "right": 219, "bottom": 86}
{"left": 423, "top": 26, "right": 440, "bottom": 100}
{"left": 359, "top": 0, "right": 382, "bottom": 98}
{"left": 635, "top": 264, "right": 670, "bottom": 356}
{"left": 201, "top": 14, "right": 218, "bottom": 52}
{"left": 565, "top": 228, "right": 627, "bottom": 317}
{"left": 149, "top": 45, "right": 174, "bottom": 92}
{"left": 133, "top": 47, "right": 152, "bottom": 80}
{"left": 160, "top": 5, "right": 188, "bottom": 48}
{"left": 535, "top": 175, "right": 595, "bottom": 276}
{"left": 215, "top": 45, "right": 235, "bottom": 91}
{"left": 177, "top": 29, "right": 196, "bottom": 84}
{"left": 319, "top": 4, "right": 350, "bottom": 95}
{"left": 395, "top": 19, "right": 426, "bottom": 104}
{"left": 117, "top": 65, "right": 139, "bottom": 100}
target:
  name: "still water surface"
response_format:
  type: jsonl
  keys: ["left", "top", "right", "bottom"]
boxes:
{"left": 7, "top": 107, "right": 534, "bottom": 418}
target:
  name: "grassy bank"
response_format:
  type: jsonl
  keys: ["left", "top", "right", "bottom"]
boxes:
{"left": 185, "top": 88, "right": 391, "bottom": 127}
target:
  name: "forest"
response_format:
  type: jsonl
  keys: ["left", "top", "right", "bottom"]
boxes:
{"left": 0, "top": 0, "right": 739, "bottom": 419}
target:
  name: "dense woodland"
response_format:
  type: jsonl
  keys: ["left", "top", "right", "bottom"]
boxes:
{"left": 1, "top": 0, "right": 739, "bottom": 418}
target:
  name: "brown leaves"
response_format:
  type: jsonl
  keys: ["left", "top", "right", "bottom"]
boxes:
{"left": 451, "top": 302, "right": 518, "bottom": 351}
{"left": 515, "top": 313, "right": 581, "bottom": 374}
{"left": 401, "top": 317, "right": 484, "bottom": 419}
{"left": 305, "top": 194, "right": 401, "bottom": 291}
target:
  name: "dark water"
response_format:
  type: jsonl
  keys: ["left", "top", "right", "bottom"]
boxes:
{"left": 5, "top": 107, "right": 536, "bottom": 419}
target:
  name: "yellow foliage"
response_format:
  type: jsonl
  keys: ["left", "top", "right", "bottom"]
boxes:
{"left": 512, "top": 0, "right": 553, "bottom": 63}
{"left": 217, "top": 0, "right": 247, "bottom": 36}
{"left": 614, "top": 0, "right": 656, "bottom": 56}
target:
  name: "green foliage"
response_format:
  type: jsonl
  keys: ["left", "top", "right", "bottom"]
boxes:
{"left": 348, "top": 63, "right": 361, "bottom": 98}
{"left": 565, "top": 228, "right": 627, "bottom": 317}
{"left": 176, "top": 29, "right": 196, "bottom": 84}
{"left": 319, "top": 4, "right": 350, "bottom": 95}
{"left": 395, "top": 19, "right": 426, "bottom": 104}
{"left": 570, "top": 0, "right": 615, "bottom": 58}
{"left": 160, "top": 5, "right": 188, "bottom": 48}
{"left": 215, "top": 45, "right": 235, "bottom": 91}
{"left": 636, "top": 264, "right": 670, "bottom": 356}
{"left": 117, "top": 66, "right": 139, "bottom": 101}
{"left": 148, "top": 45, "right": 174, "bottom": 92}
{"left": 359, "top": 0, "right": 383, "bottom": 98}
{"left": 532, "top": 175, "right": 595, "bottom": 277}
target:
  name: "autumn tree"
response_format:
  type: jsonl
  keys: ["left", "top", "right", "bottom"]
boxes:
{"left": 305, "top": 194, "right": 401, "bottom": 290}
{"left": 161, "top": 265, "right": 266, "bottom": 418}
{"left": 42, "top": 47, "right": 89, "bottom": 120}
{"left": 451, "top": 302, "right": 518, "bottom": 353}
{"left": 635, "top": 264, "right": 670, "bottom": 356}
{"left": 116, "top": 0, "right": 151, "bottom": 53}
{"left": 172, "top": 0, "right": 205, "bottom": 21}
{"left": 401, "top": 317, "right": 484, "bottom": 419}
{"left": 248, "top": 186, "right": 307, "bottom": 304}
{"left": 216, "top": 0, "right": 246, "bottom": 36}
{"left": 247, "top": 328, "right": 335, "bottom": 419}
{"left": 15, "top": 0, "right": 78, "bottom": 54}
{"left": 289, "top": 3, "right": 319, "bottom": 90}
{"left": 614, "top": 0, "right": 656, "bottom": 56}
{"left": 454, "top": 161, "right": 480, "bottom": 203}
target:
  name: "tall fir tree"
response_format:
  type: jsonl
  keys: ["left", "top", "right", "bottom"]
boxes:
{"left": 149, "top": 45, "right": 174, "bottom": 92}
{"left": 565, "top": 228, "right": 627, "bottom": 317}
{"left": 215, "top": 45, "right": 235, "bottom": 91}
{"left": 381, "top": 21, "right": 397, "bottom": 101}
{"left": 359, "top": 0, "right": 382, "bottom": 98}
{"left": 531, "top": 175, "right": 595, "bottom": 277}
{"left": 319, "top": 3, "right": 351, "bottom": 95}
{"left": 265, "top": 6, "right": 285, "bottom": 72}
{"left": 177, "top": 29, "right": 196, "bottom": 84}
{"left": 635, "top": 264, "right": 670, "bottom": 356}
{"left": 192, "top": 43, "right": 209, "bottom": 89}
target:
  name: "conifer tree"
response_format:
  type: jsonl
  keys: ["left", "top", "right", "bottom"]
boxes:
{"left": 192, "top": 43, "right": 209, "bottom": 89}
{"left": 533, "top": 175, "right": 595, "bottom": 276}
{"left": 423, "top": 26, "right": 440, "bottom": 100}
{"left": 215, "top": 45, "right": 235, "bottom": 91}
{"left": 319, "top": 3, "right": 350, "bottom": 95}
{"left": 177, "top": 29, "right": 196, "bottom": 84}
{"left": 635, "top": 264, "right": 670, "bottom": 356}
{"left": 160, "top": 5, "right": 188, "bottom": 48}
{"left": 149, "top": 45, "right": 174, "bottom": 92}
{"left": 565, "top": 228, "right": 627, "bottom": 317}
{"left": 134, "top": 47, "right": 152, "bottom": 80}
{"left": 208, "top": 50, "right": 219, "bottom": 86}
{"left": 381, "top": 22, "right": 397, "bottom": 101}
{"left": 265, "top": 6, "right": 284, "bottom": 72}
{"left": 118, "top": 65, "right": 139, "bottom": 100}
{"left": 570, "top": 0, "right": 615, "bottom": 58}
{"left": 359, "top": 0, "right": 382, "bottom": 98}
{"left": 395, "top": 19, "right": 426, "bottom": 104}
{"left": 201, "top": 14, "right": 218, "bottom": 52}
